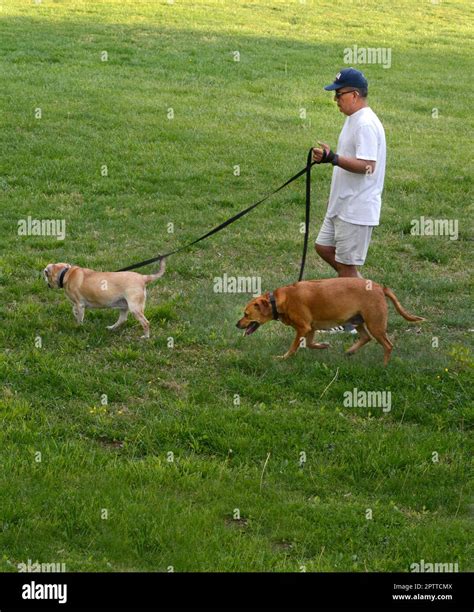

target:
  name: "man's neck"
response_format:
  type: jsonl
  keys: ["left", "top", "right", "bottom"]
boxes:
{"left": 346, "top": 103, "right": 368, "bottom": 117}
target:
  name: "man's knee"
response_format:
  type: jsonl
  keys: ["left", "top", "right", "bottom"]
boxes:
{"left": 315, "top": 243, "right": 334, "bottom": 257}
{"left": 335, "top": 261, "right": 360, "bottom": 278}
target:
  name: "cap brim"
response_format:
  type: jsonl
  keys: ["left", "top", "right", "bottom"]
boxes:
{"left": 324, "top": 83, "right": 344, "bottom": 91}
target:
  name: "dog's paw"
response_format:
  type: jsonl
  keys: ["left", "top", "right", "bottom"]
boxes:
{"left": 140, "top": 334, "right": 150, "bottom": 340}
{"left": 274, "top": 354, "right": 289, "bottom": 360}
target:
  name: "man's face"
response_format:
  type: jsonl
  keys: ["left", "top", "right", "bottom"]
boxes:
{"left": 334, "top": 87, "right": 359, "bottom": 115}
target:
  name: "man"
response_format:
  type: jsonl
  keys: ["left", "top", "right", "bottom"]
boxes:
{"left": 313, "top": 67, "right": 386, "bottom": 281}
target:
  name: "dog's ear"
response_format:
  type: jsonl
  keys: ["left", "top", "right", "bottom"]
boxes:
{"left": 254, "top": 297, "right": 271, "bottom": 317}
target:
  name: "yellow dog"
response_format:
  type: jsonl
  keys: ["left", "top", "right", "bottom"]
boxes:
{"left": 43, "top": 259, "right": 166, "bottom": 338}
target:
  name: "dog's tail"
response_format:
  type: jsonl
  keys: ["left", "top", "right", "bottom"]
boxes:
{"left": 144, "top": 257, "right": 166, "bottom": 284}
{"left": 383, "top": 286, "right": 425, "bottom": 322}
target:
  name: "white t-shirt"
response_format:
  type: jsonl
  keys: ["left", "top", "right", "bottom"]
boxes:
{"left": 326, "top": 106, "right": 386, "bottom": 226}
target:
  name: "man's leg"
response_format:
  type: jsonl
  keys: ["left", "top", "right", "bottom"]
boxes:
{"left": 334, "top": 218, "right": 373, "bottom": 329}
{"left": 315, "top": 229, "right": 361, "bottom": 333}
{"left": 315, "top": 216, "right": 339, "bottom": 272}
{"left": 315, "top": 243, "right": 338, "bottom": 272}
{"left": 333, "top": 217, "right": 372, "bottom": 278}
{"left": 335, "top": 262, "right": 363, "bottom": 278}
{"left": 315, "top": 243, "right": 362, "bottom": 278}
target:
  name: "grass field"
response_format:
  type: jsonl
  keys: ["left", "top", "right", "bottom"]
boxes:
{"left": 0, "top": 0, "right": 472, "bottom": 572}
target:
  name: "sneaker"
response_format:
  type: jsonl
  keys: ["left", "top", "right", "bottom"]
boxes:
{"left": 319, "top": 325, "right": 344, "bottom": 334}
{"left": 319, "top": 324, "right": 357, "bottom": 334}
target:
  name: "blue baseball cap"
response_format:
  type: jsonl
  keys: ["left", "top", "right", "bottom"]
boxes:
{"left": 324, "top": 68, "right": 368, "bottom": 91}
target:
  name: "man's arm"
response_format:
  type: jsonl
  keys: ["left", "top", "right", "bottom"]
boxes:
{"left": 312, "top": 143, "right": 375, "bottom": 174}
{"left": 335, "top": 155, "right": 375, "bottom": 174}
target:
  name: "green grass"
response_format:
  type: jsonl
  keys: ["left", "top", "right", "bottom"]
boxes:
{"left": 0, "top": 0, "right": 473, "bottom": 572}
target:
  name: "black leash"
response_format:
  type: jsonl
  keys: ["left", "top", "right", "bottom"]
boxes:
{"left": 299, "top": 148, "right": 313, "bottom": 282}
{"left": 118, "top": 149, "right": 316, "bottom": 281}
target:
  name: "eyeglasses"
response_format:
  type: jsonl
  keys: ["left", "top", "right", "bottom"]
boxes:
{"left": 334, "top": 89, "right": 358, "bottom": 99}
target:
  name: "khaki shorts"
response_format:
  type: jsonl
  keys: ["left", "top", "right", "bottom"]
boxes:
{"left": 316, "top": 215, "right": 373, "bottom": 266}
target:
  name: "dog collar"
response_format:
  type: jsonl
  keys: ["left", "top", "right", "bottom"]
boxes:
{"left": 58, "top": 267, "right": 70, "bottom": 289}
{"left": 269, "top": 291, "right": 279, "bottom": 320}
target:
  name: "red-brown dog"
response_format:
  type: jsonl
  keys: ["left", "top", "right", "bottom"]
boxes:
{"left": 236, "top": 278, "right": 425, "bottom": 365}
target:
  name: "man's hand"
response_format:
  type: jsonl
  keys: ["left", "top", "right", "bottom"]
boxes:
{"left": 312, "top": 142, "right": 337, "bottom": 164}
{"left": 312, "top": 142, "right": 329, "bottom": 163}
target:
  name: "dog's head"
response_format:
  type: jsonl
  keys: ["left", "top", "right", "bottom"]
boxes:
{"left": 236, "top": 293, "right": 273, "bottom": 336}
{"left": 43, "top": 263, "right": 71, "bottom": 289}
